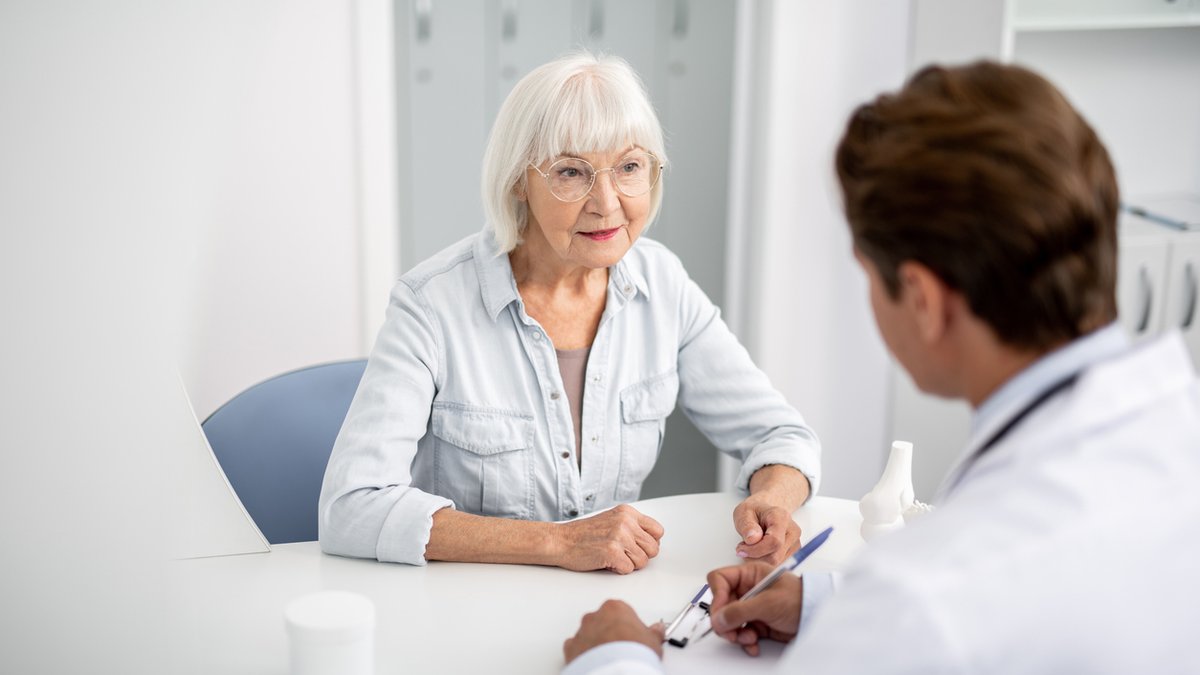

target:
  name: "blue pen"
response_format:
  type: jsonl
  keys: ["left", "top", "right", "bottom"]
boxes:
{"left": 664, "top": 526, "right": 834, "bottom": 647}
{"left": 734, "top": 525, "right": 834, "bottom": 604}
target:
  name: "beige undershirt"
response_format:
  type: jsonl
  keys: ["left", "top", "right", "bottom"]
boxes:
{"left": 555, "top": 346, "right": 590, "bottom": 469}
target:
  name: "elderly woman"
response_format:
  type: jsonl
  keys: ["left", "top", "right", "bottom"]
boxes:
{"left": 318, "top": 52, "right": 820, "bottom": 573}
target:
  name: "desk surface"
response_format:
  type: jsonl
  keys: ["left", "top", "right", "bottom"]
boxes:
{"left": 167, "top": 493, "right": 864, "bottom": 674}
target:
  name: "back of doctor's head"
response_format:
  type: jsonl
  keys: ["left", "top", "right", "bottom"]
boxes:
{"left": 482, "top": 51, "right": 669, "bottom": 253}
{"left": 836, "top": 61, "right": 1119, "bottom": 351}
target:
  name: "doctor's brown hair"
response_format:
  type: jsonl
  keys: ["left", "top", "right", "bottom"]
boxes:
{"left": 835, "top": 61, "right": 1119, "bottom": 350}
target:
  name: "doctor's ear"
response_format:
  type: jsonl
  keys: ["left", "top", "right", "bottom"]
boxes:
{"left": 898, "top": 262, "right": 952, "bottom": 343}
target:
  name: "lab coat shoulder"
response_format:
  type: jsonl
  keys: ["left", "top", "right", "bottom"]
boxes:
{"left": 791, "top": 332, "right": 1200, "bottom": 674}
{"left": 793, "top": 532, "right": 970, "bottom": 675}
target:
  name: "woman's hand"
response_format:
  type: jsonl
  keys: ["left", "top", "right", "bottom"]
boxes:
{"left": 552, "top": 504, "right": 665, "bottom": 574}
{"left": 706, "top": 562, "right": 803, "bottom": 657}
{"left": 563, "top": 600, "right": 665, "bottom": 663}
{"left": 733, "top": 494, "right": 801, "bottom": 565}
{"left": 734, "top": 464, "right": 810, "bottom": 564}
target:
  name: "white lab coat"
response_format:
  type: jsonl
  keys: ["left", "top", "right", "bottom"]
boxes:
{"left": 791, "top": 331, "right": 1200, "bottom": 674}
{"left": 567, "top": 330, "right": 1200, "bottom": 674}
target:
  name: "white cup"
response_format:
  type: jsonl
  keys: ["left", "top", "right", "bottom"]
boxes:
{"left": 284, "top": 590, "right": 375, "bottom": 675}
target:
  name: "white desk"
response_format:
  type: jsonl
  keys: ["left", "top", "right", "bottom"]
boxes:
{"left": 167, "top": 493, "right": 864, "bottom": 674}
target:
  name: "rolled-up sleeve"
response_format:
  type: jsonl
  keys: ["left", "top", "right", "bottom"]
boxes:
{"left": 674, "top": 272, "right": 822, "bottom": 498}
{"left": 317, "top": 281, "right": 454, "bottom": 565}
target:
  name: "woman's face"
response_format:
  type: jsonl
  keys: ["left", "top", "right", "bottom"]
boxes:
{"left": 519, "top": 146, "right": 653, "bottom": 272}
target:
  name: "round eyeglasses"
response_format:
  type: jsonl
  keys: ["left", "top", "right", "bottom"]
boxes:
{"left": 528, "top": 152, "right": 663, "bottom": 203}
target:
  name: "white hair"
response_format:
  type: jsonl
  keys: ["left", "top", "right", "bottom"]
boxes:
{"left": 481, "top": 51, "right": 669, "bottom": 253}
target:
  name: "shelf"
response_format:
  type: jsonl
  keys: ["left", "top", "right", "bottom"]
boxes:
{"left": 1014, "top": 14, "right": 1200, "bottom": 32}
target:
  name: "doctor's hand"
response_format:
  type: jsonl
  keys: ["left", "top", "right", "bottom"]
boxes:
{"left": 733, "top": 494, "right": 801, "bottom": 565}
{"left": 707, "top": 562, "right": 802, "bottom": 657}
{"left": 552, "top": 504, "right": 665, "bottom": 574}
{"left": 563, "top": 600, "right": 665, "bottom": 664}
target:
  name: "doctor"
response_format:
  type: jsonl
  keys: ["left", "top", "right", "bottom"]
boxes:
{"left": 560, "top": 61, "right": 1200, "bottom": 673}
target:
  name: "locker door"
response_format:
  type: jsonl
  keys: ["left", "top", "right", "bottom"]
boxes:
{"left": 402, "top": 0, "right": 489, "bottom": 270}
{"left": 1163, "top": 233, "right": 1200, "bottom": 365}
{"left": 485, "top": 0, "right": 576, "bottom": 126}
{"left": 571, "top": 0, "right": 660, "bottom": 90}
{"left": 638, "top": 0, "right": 737, "bottom": 498}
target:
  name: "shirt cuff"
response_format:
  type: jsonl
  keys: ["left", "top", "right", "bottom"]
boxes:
{"left": 798, "top": 571, "right": 839, "bottom": 634}
{"left": 375, "top": 489, "right": 455, "bottom": 565}
{"left": 561, "top": 642, "right": 663, "bottom": 675}
{"left": 736, "top": 444, "right": 821, "bottom": 503}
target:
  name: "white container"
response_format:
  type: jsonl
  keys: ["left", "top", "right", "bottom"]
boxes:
{"left": 284, "top": 590, "right": 375, "bottom": 675}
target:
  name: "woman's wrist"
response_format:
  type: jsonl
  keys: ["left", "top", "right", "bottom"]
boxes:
{"left": 539, "top": 520, "right": 567, "bottom": 567}
{"left": 749, "top": 465, "right": 810, "bottom": 511}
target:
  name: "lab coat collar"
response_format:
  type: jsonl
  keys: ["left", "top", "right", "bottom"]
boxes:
{"left": 936, "top": 323, "right": 1131, "bottom": 500}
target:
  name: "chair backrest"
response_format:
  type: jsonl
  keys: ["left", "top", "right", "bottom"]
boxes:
{"left": 201, "top": 359, "right": 367, "bottom": 544}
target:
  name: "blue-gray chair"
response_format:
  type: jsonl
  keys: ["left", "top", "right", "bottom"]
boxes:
{"left": 201, "top": 359, "right": 367, "bottom": 544}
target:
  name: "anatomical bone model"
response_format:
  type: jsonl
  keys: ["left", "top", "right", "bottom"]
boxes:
{"left": 858, "top": 441, "right": 933, "bottom": 541}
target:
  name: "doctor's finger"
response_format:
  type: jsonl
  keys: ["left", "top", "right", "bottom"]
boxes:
{"left": 707, "top": 563, "right": 772, "bottom": 609}
{"left": 736, "top": 626, "right": 762, "bottom": 656}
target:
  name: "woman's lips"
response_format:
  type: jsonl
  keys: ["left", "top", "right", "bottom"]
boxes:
{"left": 579, "top": 226, "right": 621, "bottom": 241}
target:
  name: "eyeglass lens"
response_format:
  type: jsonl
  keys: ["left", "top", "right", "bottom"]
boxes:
{"left": 545, "top": 153, "right": 660, "bottom": 201}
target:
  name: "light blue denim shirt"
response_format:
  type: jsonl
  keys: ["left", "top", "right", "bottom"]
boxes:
{"left": 318, "top": 227, "right": 821, "bottom": 565}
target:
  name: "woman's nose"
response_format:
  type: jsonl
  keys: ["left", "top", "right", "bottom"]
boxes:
{"left": 586, "top": 170, "right": 622, "bottom": 214}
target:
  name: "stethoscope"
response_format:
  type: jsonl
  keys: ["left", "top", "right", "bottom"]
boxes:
{"left": 945, "top": 371, "right": 1082, "bottom": 494}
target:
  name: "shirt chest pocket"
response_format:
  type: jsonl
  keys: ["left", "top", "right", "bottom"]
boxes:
{"left": 617, "top": 370, "right": 679, "bottom": 502}
{"left": 430, "top": 403, "right": 534, "bottom": 519}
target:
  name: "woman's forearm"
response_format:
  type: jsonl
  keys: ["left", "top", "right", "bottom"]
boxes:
{"left": 424, "top": 504, "right": 666, "bottom": 573}
{"left": 425, "top": 508, "right": 561, "bottom": 565}
{"left": 749, "top": 464, "right": 811, "bottom": 512}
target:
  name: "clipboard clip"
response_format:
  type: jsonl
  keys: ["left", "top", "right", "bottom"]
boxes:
{"left": 662, "top": 584, "right": 713, "bottom": 648}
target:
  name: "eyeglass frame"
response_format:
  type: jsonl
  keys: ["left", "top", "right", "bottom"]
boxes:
{"left": 526, "top": 151, "right": 665, "bottom": 203}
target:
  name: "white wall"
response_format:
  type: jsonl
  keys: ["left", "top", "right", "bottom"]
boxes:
{"left": 0, "top": 2, "right": 301, "bottom": 671}
{"left": 744, "top": 1, "right": 913, "bottom": 499}
{"left": 178, "top": 0, "right": 366, "bottom": 420}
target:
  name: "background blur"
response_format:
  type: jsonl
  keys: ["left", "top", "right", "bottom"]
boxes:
{"left": 2, "top": 1, "right": 1197, "bottom": 671}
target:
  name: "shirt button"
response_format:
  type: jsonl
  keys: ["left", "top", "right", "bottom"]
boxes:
{"left": 591, "top": 435, "right": 598, "bottom": 443}
{"left": 592, "top": 374, "right": 601, "bottom": 383}
{"left": 585, "top": 494, "right": 594, "bottom": 501}
{"left": 561, "top": 451, "right": 570, "bottom": 459}
{"left": 568, "top": 509, "right": 579, "bottom": 518}
{"left": 532, "top": 331, "right": 542, "bottom": 341}
{"left": 550, "top": 391, "right": 561, "bottom": 400}
{"left": 623, "top": 285, "right": 632, "bottom": 294}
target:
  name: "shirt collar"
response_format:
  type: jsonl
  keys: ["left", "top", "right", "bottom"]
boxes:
{"left": 473, "top": 227, "right": 520, "bottom": 321}
{"left": 970, "top": 322, "right": 1130, "bottom": 439}
{"left": 610, "top": 253, "right": 651, "bottom": 302}
{"left": 473, "top": 227, "right": 652, "bottom": 321}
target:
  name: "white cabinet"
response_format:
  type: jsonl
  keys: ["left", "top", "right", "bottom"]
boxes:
{"left": 1163, "top": 230, "right": 1200, "bottom": 363}
{"left": 1117, "top": 218, "right": 1172, "bottom": 341}
{"left": 1013, "top": 0, "right": 1200, "bottom": 31}
{"left": 896, "top": 0, "right": 1200, "bottom": 498}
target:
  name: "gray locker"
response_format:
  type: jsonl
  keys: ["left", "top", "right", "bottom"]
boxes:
{"left": 394, "top": 1, "right": 738, "bottom": 498}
